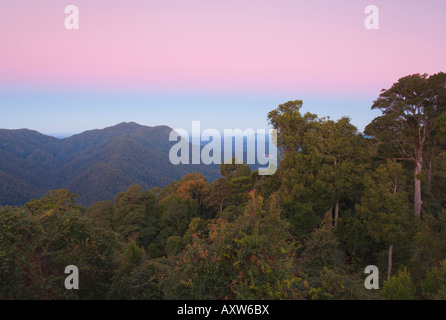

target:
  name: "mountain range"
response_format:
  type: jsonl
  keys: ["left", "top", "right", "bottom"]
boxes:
{"left": 0, "top": 122, "right": 222, "bottom": 207}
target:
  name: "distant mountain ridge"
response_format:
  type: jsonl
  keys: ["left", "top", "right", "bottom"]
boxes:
{"left": 0, "top": 122, "right": 221, "bottom": 207}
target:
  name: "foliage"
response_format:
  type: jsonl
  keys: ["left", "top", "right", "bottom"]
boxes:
{"left": 0, "top": 206, "right": 121, "bottom": 299}
{"left": 421, "top": 260, "right": 446, "bottom": 299}
{"left": 113, "top": 185, "right": 158, "bottom": 247}
{"left": 268, "top": 101, "right": 368, "bottom": 237}
{"left": 381, "top": 269, "right": 417, "bottom": 300}
{"left": 354, "top": 160, "right": 415, "bottom": 275}
{"left": 365, "top": 72, "right": 446, "bottom": 216}
{"left": 299, "top": 213, "right": 345, "bottom": 277}
{"left": 409, "top": 210, "right": 446, "bottom": 283}
{"left": 163, "top": 192, "right": 305, "bottom": 300}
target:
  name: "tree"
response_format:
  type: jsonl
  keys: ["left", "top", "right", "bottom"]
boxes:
{"left": 0, "top": 206, "right": 121, "bottom": 299}
{"left": 160, "top": 172, "right": 213, "bottom": 220}
{"left": 299, "top": 212, "right": 345, "bottom": 277}
{"left": 175, "top": 173, "right": 210, "bottom": 208}
{"left": 365, "top": 72, "right": 446, "bottom": 217}
{"left": 158, "top": 195, "right": 194, "bottom": 239}
{"left": 267, "top": 100, "right": 320, "bottom": 236}
{"left": 164, "top": 192, "right": 304, "bottom": 300}
{"left": 424, "top": 103, "right": 446, "bottom": 212}
{"left": 421, "top": 260, "right": 446, "bottom": 299}
{"left": 85, "top": 200, "right": 114, "bottom": 230}
{"left": 113, "top": 185, "right": 158, "bottom": 247}
{"left": 409, "top": 210, "right": 446, "bottom": 282}
{"left": 268, "top": 101, "right": 367, "bottom": 235}
{"left": 297, "top": 213, "right": 370, "bottom": 300}
{"left": 302, "top": 117, "right": 368, "bottom": 227}
{"left": 24, "top": 189, "right": 82, "bottom": 215}
{"left": 267, "top": 100, "right": 318, "bottom": 154}
{"left": 381, "top": 269, "right": 417, "bottom": 300}
{"left": 220, "top": 157, "right": 251, "bottom": 179}
{"left": 218, "top": 158, "right": 254, "bottom": 208}
{"left": 355, "top": 160, "right": 414, "bottom": 279}
{"left": 0, "top": 207, "right": 47, "bottom": 299}
{"left": 205, "top": 178, "right": 232, "bottom": 215}
{"left": 108, "top": 242, "right": 168, "bottom": 300}
{"left": 165, "top": 236, "right": 184, "bottom": 256}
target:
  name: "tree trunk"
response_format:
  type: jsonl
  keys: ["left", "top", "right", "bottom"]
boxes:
{"left": 329, "top": 206, "right": 334, "bottom": 226}
{"left": 414, "top": 149, "right": 423, "bottom": 217}
{"left": 387, "top": 244, "right": 393, "bottom": 280}
{"left": 427, "top": 159, "right": 432, "bottom": 193}
{"left": 334, "top": 202, "right": 339, "bottom": 227}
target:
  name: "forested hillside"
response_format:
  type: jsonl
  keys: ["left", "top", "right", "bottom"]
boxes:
{"left": 0, "top": 122, "right": 221, "bottom": 206}
{"left": 0, "top": 73, "right": 445, "bottom": 300}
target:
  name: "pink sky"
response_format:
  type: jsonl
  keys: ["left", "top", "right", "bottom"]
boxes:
{"left": 1, "top": 0, "right": 445, "bottom": 96}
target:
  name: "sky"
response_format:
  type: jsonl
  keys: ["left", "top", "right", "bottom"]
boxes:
{"left": 1, "top": 0, "right": 445, "bottom": 135}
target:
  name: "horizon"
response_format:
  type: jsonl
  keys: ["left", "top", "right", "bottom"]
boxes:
{"left": 0, "top": 119, "right": 367, "bottom": 140}
{"left": 1, "top": 121, "right": 278, "bottom": 140}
